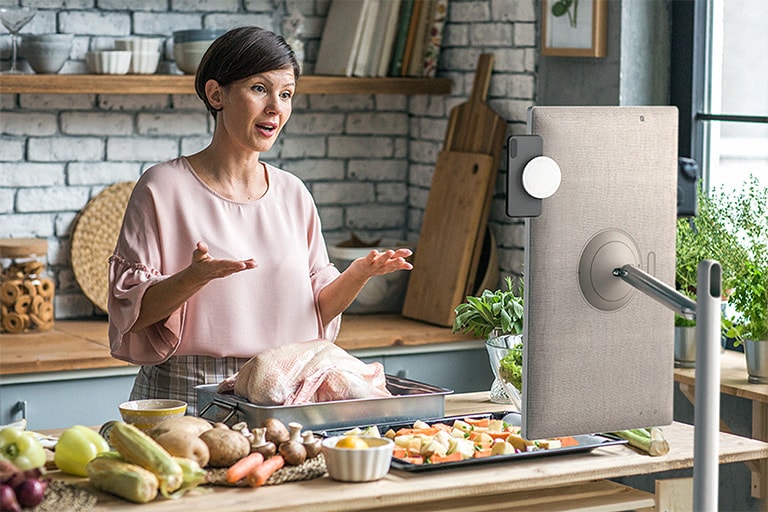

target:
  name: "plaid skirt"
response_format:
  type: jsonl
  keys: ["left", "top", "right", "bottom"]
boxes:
{"left": 130, "top": 355, "right": 249, "bottom": 416}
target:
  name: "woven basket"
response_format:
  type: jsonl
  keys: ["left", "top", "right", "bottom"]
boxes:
{"left": 71, "top": 181, "right": 135, "bottom": 313}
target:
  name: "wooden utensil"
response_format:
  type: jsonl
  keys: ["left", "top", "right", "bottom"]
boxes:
{"left": 402, "top": 150, "right": 496, "bottom": 326}
{"left": 402, "top": 54, "right": 507, "bottom": 326}
{"left": 443, "top": 54, "right": 506, "bottom": 155}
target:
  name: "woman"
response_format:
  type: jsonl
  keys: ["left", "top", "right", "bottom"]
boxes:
{"left": 108, "top": 26, "right": 412, "bottom": 414}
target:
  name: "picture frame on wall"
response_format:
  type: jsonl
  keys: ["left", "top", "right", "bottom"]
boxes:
{"left": 541, "top": 0, "right": 607, "bottom": 57}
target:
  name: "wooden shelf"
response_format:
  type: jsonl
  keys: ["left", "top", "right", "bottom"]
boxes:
{"left": 0, "top": 74, "right": 452, "bottom": 95}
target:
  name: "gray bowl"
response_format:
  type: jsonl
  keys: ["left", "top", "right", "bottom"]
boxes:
{"left": 22, "top": 34, "right": 74, "bottom": 74}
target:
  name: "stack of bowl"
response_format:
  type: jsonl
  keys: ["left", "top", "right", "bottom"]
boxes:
{"left": 86, "top": 50, "right": 132, "bottom": 74}
{"left": 21, "top": 33, "right": 74, "bottom": 74}
{"left": 173, "top": 29, "right": 224, "bottom": 74}
{"left": 115, "top": 37, "right": 162, "bottom": 74}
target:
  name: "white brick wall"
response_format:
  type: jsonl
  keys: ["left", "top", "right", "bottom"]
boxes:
{"left": 0, "top": 0, "right": 535, "bottom": 318}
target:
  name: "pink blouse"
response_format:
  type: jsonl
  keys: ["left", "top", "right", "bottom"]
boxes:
{"left": 108, "top": 157, "right": 341, "bottom": 365}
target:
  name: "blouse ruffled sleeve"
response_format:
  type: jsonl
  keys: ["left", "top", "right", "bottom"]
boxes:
{"left": 108, "top": 255, "right": 184, "bottom": 365}
{"left": 107, "top": 173, "right": 184, "bottom": 365}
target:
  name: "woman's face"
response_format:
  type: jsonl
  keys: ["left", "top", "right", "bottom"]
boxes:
{"left": 209, "top": 68, "right": 295, "bottom": 154}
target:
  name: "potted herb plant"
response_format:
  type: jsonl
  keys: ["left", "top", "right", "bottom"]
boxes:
{"left": 674, "top": 186, "right": 747, "bottom": 366}
{"left": 719, "top": 176, "right": 768, "bottom": 383}
{"left": 452, "top": 276, "right": 524, "bottom": 405}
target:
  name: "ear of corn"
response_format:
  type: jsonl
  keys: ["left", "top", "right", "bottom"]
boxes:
{"left": 86, "top": 456, "right": 159, "bottom": 503}
{"left": 108, "top": 422, "right": 184, "bottom": 496}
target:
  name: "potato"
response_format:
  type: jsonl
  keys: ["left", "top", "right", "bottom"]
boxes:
{"left": 148, "top": 416, "right": 213, "bottom": 439}
{"left": 200, "top": 428, "right": 250, "bottom": 467}
{"left": 154, "top": 431, "right": 210, "bottom": 468}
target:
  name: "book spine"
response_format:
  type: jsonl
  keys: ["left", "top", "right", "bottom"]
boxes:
{"left": 422, "top": 0, "right": 448, "bottom": 77}
{"left": 388, "top": 0, "right": 415, "bottom": 76}
{"left": 399, "top": 0, "right": 424, "bottom": 76}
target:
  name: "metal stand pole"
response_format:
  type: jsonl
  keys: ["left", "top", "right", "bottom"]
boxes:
{"left": 615, "top": 260, "right": 721, "bottom": 512}
{"left": 694, "top": 260, "right": 722, "bottom": 511}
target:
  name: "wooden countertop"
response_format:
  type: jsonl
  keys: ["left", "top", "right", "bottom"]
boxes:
{"left": 44, "top": 392, "right": 768, "bottom": 511}
{"left": 0, "top": 316, "right": 475, "bottom": 376}
{"left": 674, "top": 348, "right": 768, "bottom": 404}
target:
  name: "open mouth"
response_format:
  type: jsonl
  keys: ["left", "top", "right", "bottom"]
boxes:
{"left": 256, "top": 123, "right": 277, "bottom": 136}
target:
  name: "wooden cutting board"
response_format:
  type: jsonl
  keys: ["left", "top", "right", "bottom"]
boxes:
{"left": 443, "top": 54, "right": 506, "bottom": 155}
{"left": 402, "top": 54, "right": 507, "bottom": 326}
{"left": 402, "top": 150, "right": 496, "bottom": 326}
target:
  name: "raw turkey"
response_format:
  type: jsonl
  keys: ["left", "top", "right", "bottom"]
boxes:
{"left": 227, "top": 339, "right": 391, "bottom": 405}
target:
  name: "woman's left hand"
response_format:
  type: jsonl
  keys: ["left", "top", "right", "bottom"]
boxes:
{"left": 351, "top": 248, "right": 413, "bottom": 279}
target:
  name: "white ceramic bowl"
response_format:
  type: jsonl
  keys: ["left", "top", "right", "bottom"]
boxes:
{"left": 321, "top": 436, "right": 393, "bottom": 482}
{"left": 119, "top": 399, "right": 187, "bottom": 432}
{"left": 21, "top": 34, "right": 73, "bottom": 74}
{"left": 86, "top": 50, "right": 132, "bottom": 74}
{"left": 115, "top": 37, "right": 162, "bottom": 53}
{"left": 173, "top": 42, "right": 214, "bottom": 74}
{"left": 128, "top": 51, "right": 160, "bottom": 74}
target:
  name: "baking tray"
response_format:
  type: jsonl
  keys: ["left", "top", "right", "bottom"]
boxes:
{"left": 324, "top": 411, "right": 628, "bottom": 472}
{"left": 195, "top": 375, "right": 452, "bottom": 431}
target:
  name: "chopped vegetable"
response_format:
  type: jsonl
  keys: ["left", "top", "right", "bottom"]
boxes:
{"left": 614, "top": 427, "right": 670, "bottom": 456}
{"left": 0, "top": 428, "right": 46, "bottom": 471}
{"left": 54, "top": 425, "right": 110, "bottom": 477}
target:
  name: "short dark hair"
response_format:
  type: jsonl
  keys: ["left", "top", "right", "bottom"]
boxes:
{"left": 195, "top": 26, "right": 301, "bottom": 118}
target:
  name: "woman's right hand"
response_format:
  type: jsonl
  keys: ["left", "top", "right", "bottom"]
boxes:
{"left": 190, "top": 241, "right": 257, "bottom": 283}
{"left": 131, "top": 241, "right": 256, "bottom": 331}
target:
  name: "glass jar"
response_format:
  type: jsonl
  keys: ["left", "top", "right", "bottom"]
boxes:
{"left": 0, "top": 238, "right": 54, "bottom": 333}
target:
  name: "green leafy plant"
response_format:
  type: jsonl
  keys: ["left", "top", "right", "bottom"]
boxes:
{"left": 674, "top": 186, "right": 748, "bottom": 327}
{"left": 452, "top": 276, "right": 524, "bottom": 339}
{"left": 719, "top": 176, "right": 768, "bottom": 343}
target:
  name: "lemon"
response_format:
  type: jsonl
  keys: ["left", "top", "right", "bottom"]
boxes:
{"left": 335, "top": 436, "right": 369, "bottom": 450}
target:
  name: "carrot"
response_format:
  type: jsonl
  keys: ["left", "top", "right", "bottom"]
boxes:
{"left": 395, "top": 427, "right": 441, "bottom": 436}
{"left": 392, "top": 447, "right": 408, "bottom": 459}
{"left": 402, "top": 455, "right": 424, "bottom": 465}
{"left": 225, "top": 452, "right": 265, "bottom": 484}
{"left": 473, "top": 447, "right": 493, "bottom": 458}
{"left": 428, "top": 451, "right": 463, "bottom": 464}
{"left": 556, "top": 436, "right": 579, "bottom": 447}
{"left": 464, "top": 417, "right": 490, "bottom": 428}
{"left": 246, "top": 454, "right": 285, "bottom": 488}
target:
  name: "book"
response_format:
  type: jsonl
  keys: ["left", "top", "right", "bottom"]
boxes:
{"left": 422, "top": 0, "right": 448, "bottom": 77}
{"left": 375, "top": 0, "right": 403, "bottom": 77}
{"left": 388, "top": 0, "right": 415, "bottom": 76}
{"left": 315, "top": 0, "right": 371, "bottom": 76}
{"left": 399, "top": 0, "right": 424, "bottom": 76}
{"left": 405, "top": 0, "right": 434, "bottom": 76}
{"left": 352, "top": 0, "right": 381, "bottom": 77}
{"left": 362, "top": 0, "right": 397, "bottom": 77}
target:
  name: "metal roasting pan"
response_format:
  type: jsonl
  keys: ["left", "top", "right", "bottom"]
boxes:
{"left": 195, "top": 375, "right": 453, "bottom": 432}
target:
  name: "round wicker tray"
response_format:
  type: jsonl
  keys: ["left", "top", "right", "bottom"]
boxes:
{"left": 71, "top": 181, "right": 135, "bottom": 313}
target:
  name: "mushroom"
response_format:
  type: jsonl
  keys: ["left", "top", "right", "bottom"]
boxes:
{"left": 231, "top": 421, "right": 254, "bottom": 442}
{"left": 263, "top": 418, "right": 290, "bottom": 445}
{"left": 250, "top": 427, "right": 277, "bottom": 458}
{"left": 278, "top": 422, "right": 307, "bottom": 466}
{"left": 302, "top": 430, "right": 322, "bottom": 459}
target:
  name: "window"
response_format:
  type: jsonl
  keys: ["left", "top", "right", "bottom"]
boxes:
{"left": 692, "top": 0, "right": 768, "bottom": 193}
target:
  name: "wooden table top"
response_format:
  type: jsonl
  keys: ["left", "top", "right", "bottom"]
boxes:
{"left": 44, "top": 392, "right": 768, "bottom": 512}
{"left": 674, "top": 348, "right": 768, "bottom": 404}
